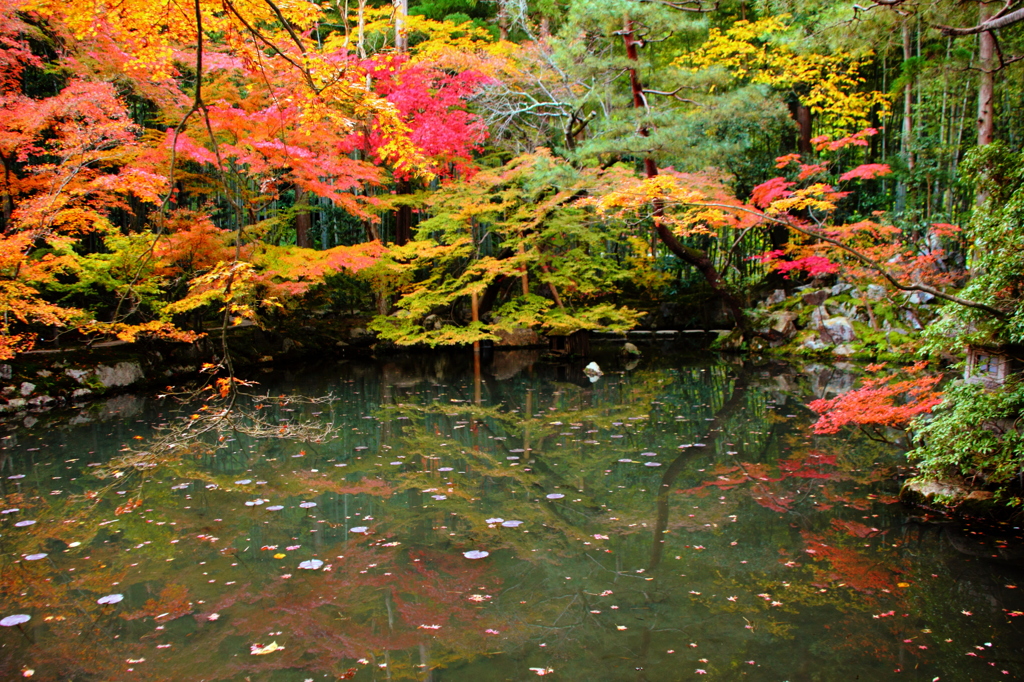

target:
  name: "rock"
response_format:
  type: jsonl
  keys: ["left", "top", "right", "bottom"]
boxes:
{"left": 19, "top": 382, "right": 35, "bottom": 396}
{"left": 831, "top": 283, "right": 853, "bottom": 296}
{"left": 493, "top": 327, "right": 542, "bottom": 347}
{"left": 621, "top": 342, "right": 641, "bottom": 356}
{"left": 422, "top": 314, "right": 442, "bottom": 331}
{"left": 958, "top": 490, "right": 998, "bottom": 515}
{"left": 715, "top": 330, "right": 744, "bottom": 351}
{"left": 833, "top": 344, "right": 856, "bottom": 357}
{"left": 765, "top": 288, "right": 787, "bottom": 305}
{"left": 769, "top": 311, "right": 798, "bottom": 339}
{"left": 71, "top": 388, "right": 93, "bottom": 400}
{"left": 28, "top": 395, "right": 54, "bottom": 407}
{"left": 65, "top": 368, "right": 91, "bottom": 384}
{"left": 4, "top": 398, "right": 27, "bottom": 411}
{"left": 281, "top": 338, "right": 299, "bottom": 352}
{"left": 801, "top": 335, "right": 829, "bottom": 351}
{"left": 906, "top": 291, "right": 935, "bottom": 305}
{"left": 0, "top": 364, "right": 10, "bottom": 380}
{"left": 902, "top": 308, "right": 923, "bottom": 330}
{"left": 810, "top": 306, "right": 828, "bottom": 329}
{"left": 258, "top": 355, "right": 274, "bottom": 363}
{"left": 819, "top": 317, "right": 857, "bottom": 344}
{"left": 35, "top": 370, "right": 52, "bottom": 378}
{"left": 583, "top": 361, "right": 603, "bottom": 383}
{"left": 350, "top": 327, "right": 373, "bottom": 340}
{"left": 23, "top": 416, "right": 37, "bottom": 428}
{"left": 802, "top": 290, "right": 828, "bottom": 306}
{"left": 94, "top": 362, "right": 144, "bottom": 388}
{"left": 900, "top": 479, "right": 964, "bottom": 507}
{"left": 865, "top": 284, "right": 886, "bottom": 301}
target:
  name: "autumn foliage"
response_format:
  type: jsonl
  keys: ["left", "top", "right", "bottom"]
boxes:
{"left": 808, "top": 362, "right": 943, "bottom": 434}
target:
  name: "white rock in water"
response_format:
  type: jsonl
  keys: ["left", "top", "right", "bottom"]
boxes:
{"left": 583, "top": 362, "right": 603, "bottom": 377}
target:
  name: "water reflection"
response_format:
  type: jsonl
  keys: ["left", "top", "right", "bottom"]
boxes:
{"left": 1, "top": 351, "right": 1022, "bottom": 681}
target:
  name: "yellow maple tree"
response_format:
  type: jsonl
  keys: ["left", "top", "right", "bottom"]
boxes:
{"left": 676, "top": 16, "right": 890, "bottom": 133}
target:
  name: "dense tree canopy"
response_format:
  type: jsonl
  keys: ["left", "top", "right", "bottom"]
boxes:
{"left": 2, "top": 0, "right": 1024, "bottom": 501}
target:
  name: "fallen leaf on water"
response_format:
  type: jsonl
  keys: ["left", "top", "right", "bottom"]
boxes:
{"left": 251, "top": 642, "right": 284, "bottom": 655}
{"left": 529, "top": 668, "right": 554, "bottom": 676}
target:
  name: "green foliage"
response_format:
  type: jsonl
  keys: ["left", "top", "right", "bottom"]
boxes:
{"left": 369, "top": 151, "right": 649, "bottom": 346}
{"left": 909, "top": 378, "right": 1024, "bottom": 499}
{"left": 923, "top": 144, "right": 1024, "bottom": 350}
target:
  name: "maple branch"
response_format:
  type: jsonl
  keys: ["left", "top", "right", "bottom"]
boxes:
{"left": 261, "top": 0, "right": 309, "bottom": 57}
{"left": 222, "top": 0, "right": 317, "bottom": 91}
{"left": 695, "top": 202, "right": 1007, "bottom": 319}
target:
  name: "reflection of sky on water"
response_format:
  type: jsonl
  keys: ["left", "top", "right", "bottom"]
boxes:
{"left": 0, "top": 349, "right": 1022, "bottom": 681}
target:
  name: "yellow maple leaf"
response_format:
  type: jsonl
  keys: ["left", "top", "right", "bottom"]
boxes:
{"left": 250, "top": 641, "right": 284, "bottom": 655}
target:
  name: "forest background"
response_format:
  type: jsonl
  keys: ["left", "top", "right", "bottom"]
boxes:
{"left": 2, "top": 0, "right": 1024, "bottom": 506}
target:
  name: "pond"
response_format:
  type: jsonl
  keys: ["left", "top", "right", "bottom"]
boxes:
{"left": 1, "top": 347, "right": 1023, "bottom": 681}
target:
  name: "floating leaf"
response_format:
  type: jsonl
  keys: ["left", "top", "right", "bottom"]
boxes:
{"left": 463, "top": 550, "right": 489, "bottom": 560}
{"left": 234, "top": 479, "right": 252, "bottom": 485}
{"left": 250, "top": 641, "right": 284, "bottom": 655}
{"left": 298, "top": 560, "right": 324, "bottom": 570}
{"left": 546, "top": 494, "right": 564, "bottom": 500}
{"left": 486, "top": 518, "right": 504, "bottom": 524}
{"left": 14, "top": 520, "right": 36, "bottom": 527}
{"left": 97, "top": 594, "right": 124, "bottom": 605}
{"left": 299, "top": 502, "right": 317, "bottom": 509}
{"left": 1, "top": 615, "right": 30, "bottom": 626}
{"left": 502, "top": 520, "right": 523, "bottom": 528}
{"left": 349, "top": 526, "right": 368, "bottom": 534}
{"left": 23, "top": 553, "right": 47, "bottom": 561}
{"left": 266, "top": 505, "right": 284, "bottom": 511}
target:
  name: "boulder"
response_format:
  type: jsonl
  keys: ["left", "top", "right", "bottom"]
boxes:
{"left": 819, "top": 317, "right": 857, "bottom": 344}
{"left": 620, "top": 342, "right": 641, "bottom": 356}
{"left": 493, "top": 327, "right": 542, "bottom": 347}
{"left": 906, "top": 291, "right": 935, "bottom": 305}
{"left": 801, "top": 335, "right": 829, "bottom": 351}
{"left": 65, "top": 368, "right": 90, "bottom": 384}
{"left": 769, "top": 311, "right": 798, "bottom": 339}
{"left": 900, "top": 479, "right": 964, "bottom": 507}
{"left": 802, "top": 290, "right": 828, "bottom": 306}
{"left": 865, "top": 284, "right": 886, "bottom": 301}
{"left": 831, "top": 283, "right": 853, "bottom": 296}
{"left": 94, "top": 362, "right": 144, "bottom": 388}
{"left": 765, "top": 288, "right": 787, "bottom": 305}
{"left": 19, "top": 382, "right": 35, "bottom": 396}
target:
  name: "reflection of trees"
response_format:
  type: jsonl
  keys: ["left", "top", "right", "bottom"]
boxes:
{"left": 3, "top": 354, "right": 1022, "bottom": 679}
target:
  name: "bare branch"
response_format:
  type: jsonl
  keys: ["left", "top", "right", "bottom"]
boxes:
{"left": 940, "top": 7, "right": 1024, "bottom": 35}
{"left": 643, "top": 87, "right": 703, "bottom": 106}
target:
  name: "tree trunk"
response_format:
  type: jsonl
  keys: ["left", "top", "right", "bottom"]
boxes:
{"left": 621, "top": 16, "right": 750, "bottom": 333}
{"left": 788, "top": 99, "right": 812, "bottom": 153}
{"left": 394, "top": 0, "right": 408, "bottom": 52}
{"left": 976, "top": 1, "right": 996, "bottom": 208}
{"left": 294, "top": 188, "right": 311, "bottom": 248}
{"left": 977, "top": 2, "right": 995, "bottom": 146}
{"left": 394, "top": 179, "right": 412, "bottom": 246}
{"left": 498, "top": 0, "right": 509, "bottom": 41}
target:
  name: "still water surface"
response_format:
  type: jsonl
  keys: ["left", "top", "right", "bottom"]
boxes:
{"left": 1, "top": 349, "right": 1023, "bottom": 681}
